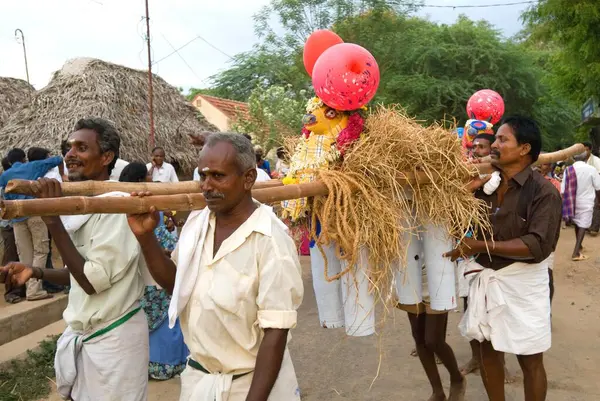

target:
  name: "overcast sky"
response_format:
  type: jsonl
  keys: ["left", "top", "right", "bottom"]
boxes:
{"left": 0, "top": 0, "right": 531, "bottom": 92}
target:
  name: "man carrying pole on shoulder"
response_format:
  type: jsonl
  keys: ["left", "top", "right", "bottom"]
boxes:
{"left": 445, "top": 116, "right": 561, "bottom": 401}
{"left": 0, "top": 117, "right": 148, "bottom": 400}
{"left": 128, "top": 132, "right": 304, "bottom": 401}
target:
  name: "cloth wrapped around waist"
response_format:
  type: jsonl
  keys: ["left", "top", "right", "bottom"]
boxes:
{"left": 459, "top": 259, "right": 551, "bottom": 355}
{"left": 55, "top": 305, "right": 148, "bottom": 400}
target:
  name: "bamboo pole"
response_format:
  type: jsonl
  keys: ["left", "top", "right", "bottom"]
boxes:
{"left": 5, "top": 179, "right": 284, "bottom": 196}
{"left": 0, "top": 181, "right": 330, "bottom": 220}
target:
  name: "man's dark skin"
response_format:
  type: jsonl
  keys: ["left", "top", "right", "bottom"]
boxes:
{"left": 128, "top": 140, "right": 287, "bottom": 401}
{"left": 0, "top": 129, "right": 116, "bottom": 295}
{"left": 473, "top": 137, "right": 492, "bottom": 159}
{"left": 445, "top": 123, "right": 547, "bottom": 401}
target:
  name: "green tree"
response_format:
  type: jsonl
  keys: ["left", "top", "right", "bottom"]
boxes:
{"left": 522, "top": 0, "right": 600, "bottom": 103}
{"left": 231, "top": 85, "right": 306, "bottom": 151}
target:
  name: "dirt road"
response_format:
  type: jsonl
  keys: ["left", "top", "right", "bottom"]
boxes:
{"left": 42, "top": 228, "right": 600, "bottom": 400}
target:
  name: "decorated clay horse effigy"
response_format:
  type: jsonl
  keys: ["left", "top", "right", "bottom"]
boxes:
{"left": 281, "top": 30, "right": 378, "bottom": 336}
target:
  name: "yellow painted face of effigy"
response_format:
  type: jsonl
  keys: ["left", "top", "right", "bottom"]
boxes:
{"left": 303, "top": 99, "right": 349, "bottom": 137}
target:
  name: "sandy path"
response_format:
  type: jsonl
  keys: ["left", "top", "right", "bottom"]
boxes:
{"left": 41, "top": 228, "right": 600, "bottom": 400}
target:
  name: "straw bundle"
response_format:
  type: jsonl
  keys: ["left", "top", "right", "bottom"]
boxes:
{"left": 311, "top": 106, "right": 491, "bottom": 303}
{"left": 0, "top": 58, "right": 216, "bottom": 172}
{"left": 0, "top": 77, "right": 34, "bottom": 129}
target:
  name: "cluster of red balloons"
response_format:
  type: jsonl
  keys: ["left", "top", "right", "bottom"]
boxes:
{"left": 303, "top": 30, "right": 380, "bottom": 111}
{"left": 466, "top": 89, "right": 505, "bottom": 125}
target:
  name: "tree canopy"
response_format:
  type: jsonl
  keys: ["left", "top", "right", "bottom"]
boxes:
{"left": 522, "top": 0, "right": 600, "bottom": 103}
{"left": 193, "top": 0, "right": 581, "bottom": 149}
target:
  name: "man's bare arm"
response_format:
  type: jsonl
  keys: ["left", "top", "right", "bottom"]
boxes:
{"left": 32, "top": 266, "right": 71, "bottom": 286}
{"left": 245, "top": 328, "right": 288, "bottom": 401}
{"left": 135, "top": 232, "right": 177, "bottom": 294}
{"left": 44, "top": 217, "right": 96, "bottom": 294}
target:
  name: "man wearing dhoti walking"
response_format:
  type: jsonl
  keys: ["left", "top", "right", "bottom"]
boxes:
{"left": 446, "top": 116, "right": 562, "bottom": 401}
{"left": 128, "top": 132, "right": 304, "bottom": 401}
{"left": 561, "top": 152, "right": 600, "bottom": 261}
{"left": 395, "top": 218, "right": 466, "bottom": 401}
{"left": 0, "top": 117, "right": 148, "bottom": 400}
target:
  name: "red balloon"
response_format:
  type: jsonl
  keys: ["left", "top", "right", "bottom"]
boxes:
{"left": 303, "top": 30, "right": 344, "bottom": 77}
{"left": 312, "top": 43, "right": 380, "bottom": 111}
{"left": 466, "top": 89, "right": 505, "bottom": 125}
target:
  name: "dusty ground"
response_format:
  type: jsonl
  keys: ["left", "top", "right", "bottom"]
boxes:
{"left": 36, "top": 228, "right": 600, "bottom": 400}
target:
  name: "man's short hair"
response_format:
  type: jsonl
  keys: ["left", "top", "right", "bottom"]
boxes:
{"left": 474, "top": 133, "right": 495, "bottom": 144}
{"left": 73, "top": 118, "right": 120, "bottom": 175}
{"left": 119, "top": 161, "right": 148, "bottom": 182}
{"left": 151, "top": 146, "right": 164, "bottom": 154}
{"left": 500, "top": 115, "right": 542, "bottom": 162}
{"left": 7, "top": 148, "right": 26, "bottom": 165}
{"left": 60, "top": 139, "right": 70, "bottom": 157}
{"left": 205, "top": 133, "right": 255, "bottom": 173}
{"left": 27, "top": 147, "right": 51, "bottom": 162}
{"left": 583, "top": 141, "right": 593, "bottom": 150}
{"left": 1, "top": 157, "right": 11, "bottom": 171}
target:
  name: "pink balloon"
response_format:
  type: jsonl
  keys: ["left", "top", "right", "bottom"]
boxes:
{"left": 312, "top": 43, "right": 380, "bottom": 111}
{"left": 466, "top": 89, "right": 505, "bottom": 125}
{"left": 303, "top": 30, "right": 344, "bottom": 77}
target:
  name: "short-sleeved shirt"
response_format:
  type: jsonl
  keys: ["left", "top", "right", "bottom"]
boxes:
{"left": 475, "top": 167, "right": 562, "bottom": 270}
{"left": 63, "top": 213, "right": 145, "bottom": 331}
{"left": 174, "top": 205, "right": 304, "bottom": 374}
{"left": 146, "top": 162, "right": 179, "bottom": 183}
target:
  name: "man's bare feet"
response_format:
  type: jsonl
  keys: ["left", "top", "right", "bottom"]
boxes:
{"left": 427, "top": 393, "right": 447, "bottom": 401}
{"left": 504, "top": 366, "right": 516, "bottom": 384}
{"left": 448, "top": 376, "right": 467, "bottom": 401}
{"left": 459, "top": 358, "right": 479, "bottom": 375}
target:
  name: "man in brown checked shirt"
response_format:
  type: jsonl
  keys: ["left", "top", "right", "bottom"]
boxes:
{"left": 445, "top": 116, "right": 561, "bottom": 401}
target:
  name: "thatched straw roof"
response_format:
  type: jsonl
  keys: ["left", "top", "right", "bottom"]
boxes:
{"left": 0, "top": 58, "right": 216, "bottom": 172}
{"left": 0, "top": 77, "right": 35, "bottom": 129}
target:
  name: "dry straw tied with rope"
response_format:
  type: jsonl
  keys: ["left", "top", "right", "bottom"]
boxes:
{"left": 310, "top": 106, "right": 492, "bottom": 307}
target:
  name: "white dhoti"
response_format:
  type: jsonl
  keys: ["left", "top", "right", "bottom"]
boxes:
{"left": 573, "top": 201, "right": 594, "bottom": 229}
{"left": 179, "top": 348, "right": 300, "bottom": 401}
{"left": 396, "top": 223, "right": 457, "bottom": 311}
{"left": 340, "top": 247, "right": 375, "bottom": 337}
{"left": 55, "top": 306, "right": 149, "bottom": 401}
{"left": 310, "top": 243, "right": 375, "bottom": 336}
{"left": 457, "top": 258, "right": 483, "bottom": 298}
{"left": 459, "top": 260, "right": 551, "bottom": 355}
{"left": 309, "top": 243, "right": 344, "bottom": 328}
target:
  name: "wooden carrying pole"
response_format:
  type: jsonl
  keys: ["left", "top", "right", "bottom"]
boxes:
{"left": 5, "top": 179, "right": 284, "bottom": 197}
{"left": 0, "top": 181, "right": 329, "bottom": 220}
{"left": 0, "top": 144, "right": 583, "bottom": 219}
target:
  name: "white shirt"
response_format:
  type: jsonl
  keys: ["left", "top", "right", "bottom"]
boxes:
{"left": 193, "top": 167, "right": 200, "bottom": 182}
{"left": 276, "top": 159, "right": 289, "bottom": 175}
{"left": 256, "top": 167, "right": 271, "bottom": 182}
{"left": 174, "top": 205, "right": 303, "bottom": 374}
{"left": 587, "top": 154, "right": 600, "bottom": 173}
{"left": 63, "top": 213, "right": 145, "bottom": 332}
{"left": 109, "top": 158, "right": 130, "bottom": 181}
{"left": 562, "top": 161, "right": 600, "bottom": 209}
{"left": 146, "top": 162, "right": 179, "bottom": 183}
{"left": 45, "top": 166, "right": 63, "bottom": 182}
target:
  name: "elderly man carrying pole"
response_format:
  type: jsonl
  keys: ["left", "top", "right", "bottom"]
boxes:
{"left": 128, "top": 132, "right": 304, "bottom": 401}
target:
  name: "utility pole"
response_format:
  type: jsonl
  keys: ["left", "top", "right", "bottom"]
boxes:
{"left": 145, "top": 0, "right": 156, "bottom": 149}
{"left": 14, "top": 29, "right": 30, "bottom": 85}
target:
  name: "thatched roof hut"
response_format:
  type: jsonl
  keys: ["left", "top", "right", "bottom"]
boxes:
{"left": 0, "top": 77, "right": 35, "bottom": 129}
{"left": 0, "top": 58, "right": 216, "bottom": 172}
